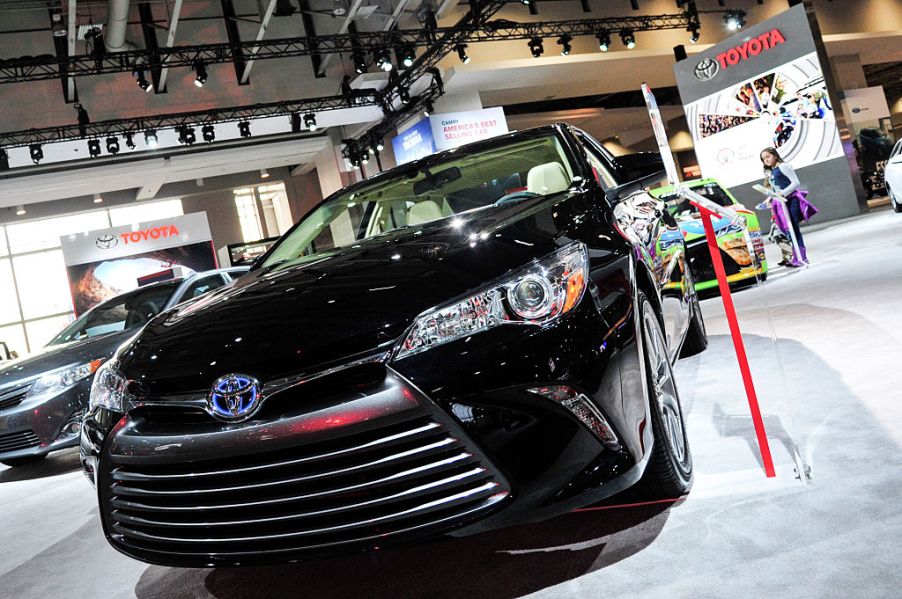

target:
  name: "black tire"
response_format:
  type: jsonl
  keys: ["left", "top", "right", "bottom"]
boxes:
{"left": 890, "top": 186, "right": 902, "bottom": 213}
{"left": 637, "top": 293, "right": 693, "bottom": 498}
{"left": 1, "top": 455, "right": 46, "bottom": 468}
{"left": 679, "top": 266, "right": 708, "bottom": 359}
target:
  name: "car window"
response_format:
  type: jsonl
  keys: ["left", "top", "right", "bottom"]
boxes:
{"left": 225, "top": 268, "right": 247, "bottom": 281}
{"left": 658, "top": 182, "right": 733, "bottom": 215}
{"left": 574, "top": 134, "right": 616, "bottom": 189}
{"left": 47, "top": 283, "right": 179, "bottom": 346}
{"left": 260, "top": 134, "right": 577, "bottom": 268}
{"left": 181, "top": 275, "right": 226, "bottom": 300}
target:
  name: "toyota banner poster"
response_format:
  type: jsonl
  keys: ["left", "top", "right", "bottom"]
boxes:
{"left": 59, "top": 212, "right": 216, "bottom": 315}
{"left": 673, "top": 4, "right": 861, "bottom": 221}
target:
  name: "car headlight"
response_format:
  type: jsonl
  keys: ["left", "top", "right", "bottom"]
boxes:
{"left": 26, "top": 359, "right": 103, "bottom": 399}
{"left": 396, "top": 242, "right": 589, "bottom": 359}
{"left": 89, "top": 359, "right": 135, "bottom": 412}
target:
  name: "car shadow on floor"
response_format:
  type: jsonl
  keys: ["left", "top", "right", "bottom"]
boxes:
{"left": 0, "top": 448, "right": 81, "bottom": 483}
{"left": 133, "top": 501, "right": 676, "bottom": 599}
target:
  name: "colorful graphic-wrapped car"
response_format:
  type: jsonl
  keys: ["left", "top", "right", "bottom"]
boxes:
{"left": 651, "top": 179, "right": 767, "bottom": 293}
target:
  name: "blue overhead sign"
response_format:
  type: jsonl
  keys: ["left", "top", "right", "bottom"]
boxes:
{"left": 392, "top": 118, "right": 436, "bottom": 165}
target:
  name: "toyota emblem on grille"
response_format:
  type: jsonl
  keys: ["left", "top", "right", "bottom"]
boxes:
{"left": 694, "top": 58, "right": 719, "bottom": 81}
{"left": 208, "top": 374, "right": 261, "bottom": 421}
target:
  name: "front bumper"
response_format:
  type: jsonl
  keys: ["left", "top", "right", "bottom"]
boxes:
{"left": 0, "top": 379, "right": 89, "bottom": 460}
{"left": 83, "top": 293, "right": 646, "bottom": 567}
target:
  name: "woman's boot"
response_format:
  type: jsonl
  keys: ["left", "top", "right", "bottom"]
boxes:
{"left": 800, "top": 247, "right": 809, "bottom": 264}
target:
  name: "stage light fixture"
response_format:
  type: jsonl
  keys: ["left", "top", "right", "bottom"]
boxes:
{"left": 375, "top": 51, "right": 393, "bottom": 72}
{"left": 724, "top": 10, "right": 745, "bottom": 30}
{"left": 399, "top": 87, "right": 411, "bottom": 104}
{"left": 93, "top": 193, "right": 103, "bottom": 204}
{"left": 125, "top": 132, "right": 135, "bottom": 149}
{"left": 688, "top": 22, "right": 701, "bottom": 43}
{"left": 528, "top": 37, "right": 544, "bottom": 58}
{"left": 202, "top": 124, "right": 215, "bottom": 142}
{"left": 455, "top": 44, "right": 470, "bottom": 64}
{"left": 88, "top": 139, "right": 101, "bottom": 157}
{"left": 194, "top": 62, "right": 208, "bottom": 87}
{"left": 238, "top": 121, "right": 251, "bottom": 138}
{"left": 29, "top": 144, "right": 43, "bottom": 164}
{"left": 178, "top": 126, "right": 197, "bottom": 145}
{"left": 353, "top": 51, "right": 367, "bottom": 74}
{"left": 597, "top": 31, "right": 611, "bottom": 52}
{"left": 304, "top": 113, "right": 317, "bottom": 131}
{"left": 135, "top": 69, "right": 152, "bottom": 92}
{"left": 399, "top": 45, "right": 416, "bottom": 68}
{"left": 260, "top": 168, "right": 270, "bottom": 179}
{"left": 75, "top": 103, "right": 90, "bottom": 137}
{"left": 145, "top": 130, "right": 158, "bottom": 148}
{"left": 376, "top": 139, "right": 385, "bottom": 152}
{"left": 106, "top": 136, "right": 120, "bottom": 155}
{"left": 620, "top": 29, "right": 636, "bottom": 49}
{"left": 423, "top": 99, "right": 434, "bottom": 117}
{"left": 557, "top": 35, "right": 573, "bottom": 56}
{"left": 16, "top": 205, "right": 26, "bottom": 216}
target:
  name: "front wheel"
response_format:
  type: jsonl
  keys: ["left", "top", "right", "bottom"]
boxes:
{"left": 679, "top": 264, "right": 708, "bottom": 359}
{"left": 890, "top": 186, "right": 902, "bottom": 213}
{"left": 637, "top": 293, "right": 693, "bottom": 498}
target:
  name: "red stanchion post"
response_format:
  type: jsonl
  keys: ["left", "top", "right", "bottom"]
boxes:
{"left": 695, "top": 203, "right": 777, "bottom": 478}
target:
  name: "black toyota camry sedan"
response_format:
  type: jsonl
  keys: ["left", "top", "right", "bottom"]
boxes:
{"left": 82, "top": 124, "right": 706, "bottom": 567}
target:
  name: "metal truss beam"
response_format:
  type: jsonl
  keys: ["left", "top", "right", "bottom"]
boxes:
{"left": 0, "top": 10, "right": 727, "bottom": 85}
{"left": 0, "top": 92, "right": 382, "bottom": 146}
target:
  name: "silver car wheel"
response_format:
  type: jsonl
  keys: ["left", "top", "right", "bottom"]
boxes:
{"left": 643, "top": 309, "right": 689, "bottom": 467}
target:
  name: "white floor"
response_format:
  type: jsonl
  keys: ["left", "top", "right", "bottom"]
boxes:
{"left": 1, "top": 208, "right": 900, "bottom": 598}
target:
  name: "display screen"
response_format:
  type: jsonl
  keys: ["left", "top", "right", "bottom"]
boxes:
{"left": 685, "top": 51, "right": 843, "bottom": 188}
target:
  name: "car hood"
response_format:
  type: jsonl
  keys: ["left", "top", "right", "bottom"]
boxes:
{"left": 0, "top": 330, "right": 133, "bottom": 388}
{"left": 119, "top": 193, "right": 592, "bottom": 395}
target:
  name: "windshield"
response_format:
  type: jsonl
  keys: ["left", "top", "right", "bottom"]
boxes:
{"left": 261, "top": 133, "right": 576, "bottom": 267}
{"left": 659, "top": 182, "right": 734, "bottom": 216}
{"left": 47, "top": 282, "right": 179, "bottom": 346}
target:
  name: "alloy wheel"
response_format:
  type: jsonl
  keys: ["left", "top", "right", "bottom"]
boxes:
{"left": 643, "top": 309, "right": 689, "bottom": 467}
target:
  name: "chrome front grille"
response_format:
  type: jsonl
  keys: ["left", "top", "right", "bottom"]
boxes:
{"left": 0, "top": 382, "right": 32, "bottom": 412}
{"left": 0, "top": 429, "right": 40, "bottom": 453}
{"left": 102, "top": 417, "right": 508, "bottom": 562}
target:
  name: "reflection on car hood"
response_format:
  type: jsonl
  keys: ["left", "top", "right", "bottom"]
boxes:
{"left": 119, "top": 193, "right": 591, "bottom": 395}
{"left": 0, "top": 330, "right": 132, "bottom": 387}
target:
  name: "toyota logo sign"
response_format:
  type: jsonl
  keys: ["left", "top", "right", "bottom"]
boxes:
{"left": 95, "top": 234, "right": 119, "bottom": 249}
{"left": 694, "top": 58, "right": 719, "bottom": 81}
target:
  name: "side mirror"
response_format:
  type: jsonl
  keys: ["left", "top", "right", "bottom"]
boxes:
{"left": 604, "top": 153, "right": 667, "bottom": 203}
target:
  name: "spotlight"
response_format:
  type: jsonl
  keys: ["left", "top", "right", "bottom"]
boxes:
{"left": 16, "top": 205, "right": 26, "bottom": 216}
{"left": 455, "top": 44, "right": 470, "bottom": 64}
{"left": 423, "top": 99, "right": 434, "bottom": 117}
{"left": 93, "top": 193, "right": 103, "bottom": 204}
{"left": 724, "top": 10, "right": 746, "bottom": 30}
{"left": 202, "top": 124, "right": 215, "bottom": 143}
{"left": 375, "top": 51, "right": 393, "bottom": 72}
{"left": 399, "top": 45, "right": 415, "bottom": 68}
{"left": 88, "top": 139, "right": 101, "bottom": 157}
{"left": 135, "top": 69, "right": 152, "bottom": 92}
{"left": 29, "top": 144, "right": 44, "bottom": 164}
{"left": 125, "top": 132, "right": 135, "bottom": 149}
{"left": 520, "top": 0, "right": 530, "bottom": 4}
{"left": 106, "top": 136, "right": 120, "bottom": 155}
{"left": 144, "top": 130, "right": 158, "bottom": 148}
{"left": 597, "top": 31, "right": 611, "bottom": 52}
{"left": 194, "top": 61, "right": 208, "bottom": 87}
{"left": 528, "top": 37, "right": 544, "bottom": 58}
{"left": 557, "top": 35, "right": 572, "bottom": 56}
{"left": 238, "top": 121, "right": 251, "bottom": 138}
{"left": 178, "top": 126, "right": 196, "bottom": 145}
{"left": 688, "top": 22, "right": 700, "bottom": 44}
{"left": 260, "top": 168, "right": 270, "bottom": 179}
{"left": 376, "top": 139, "right": 384, "bottom": 152}
{"left": 304, "top": 113, "right": 317, "bottom": 131}
{"left": 75, "top": 103, "right": 90, "bottom": 137}
{"left": 399, "top": 87, "right": 411, "bottom": 104}
{"left": 353, "top": 51, "right": 367, "bottom": 74}
{"left": 620, "top": 29, "right": 636, "bottom": 49}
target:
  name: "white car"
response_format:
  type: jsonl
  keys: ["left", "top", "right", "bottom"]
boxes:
{"left": 885, "top": 139, "right": 902, "bottom": 213}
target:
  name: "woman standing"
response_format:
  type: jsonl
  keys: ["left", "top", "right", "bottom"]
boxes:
{"left": 760, "top": 147, "right": 816, "bottom": 265}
